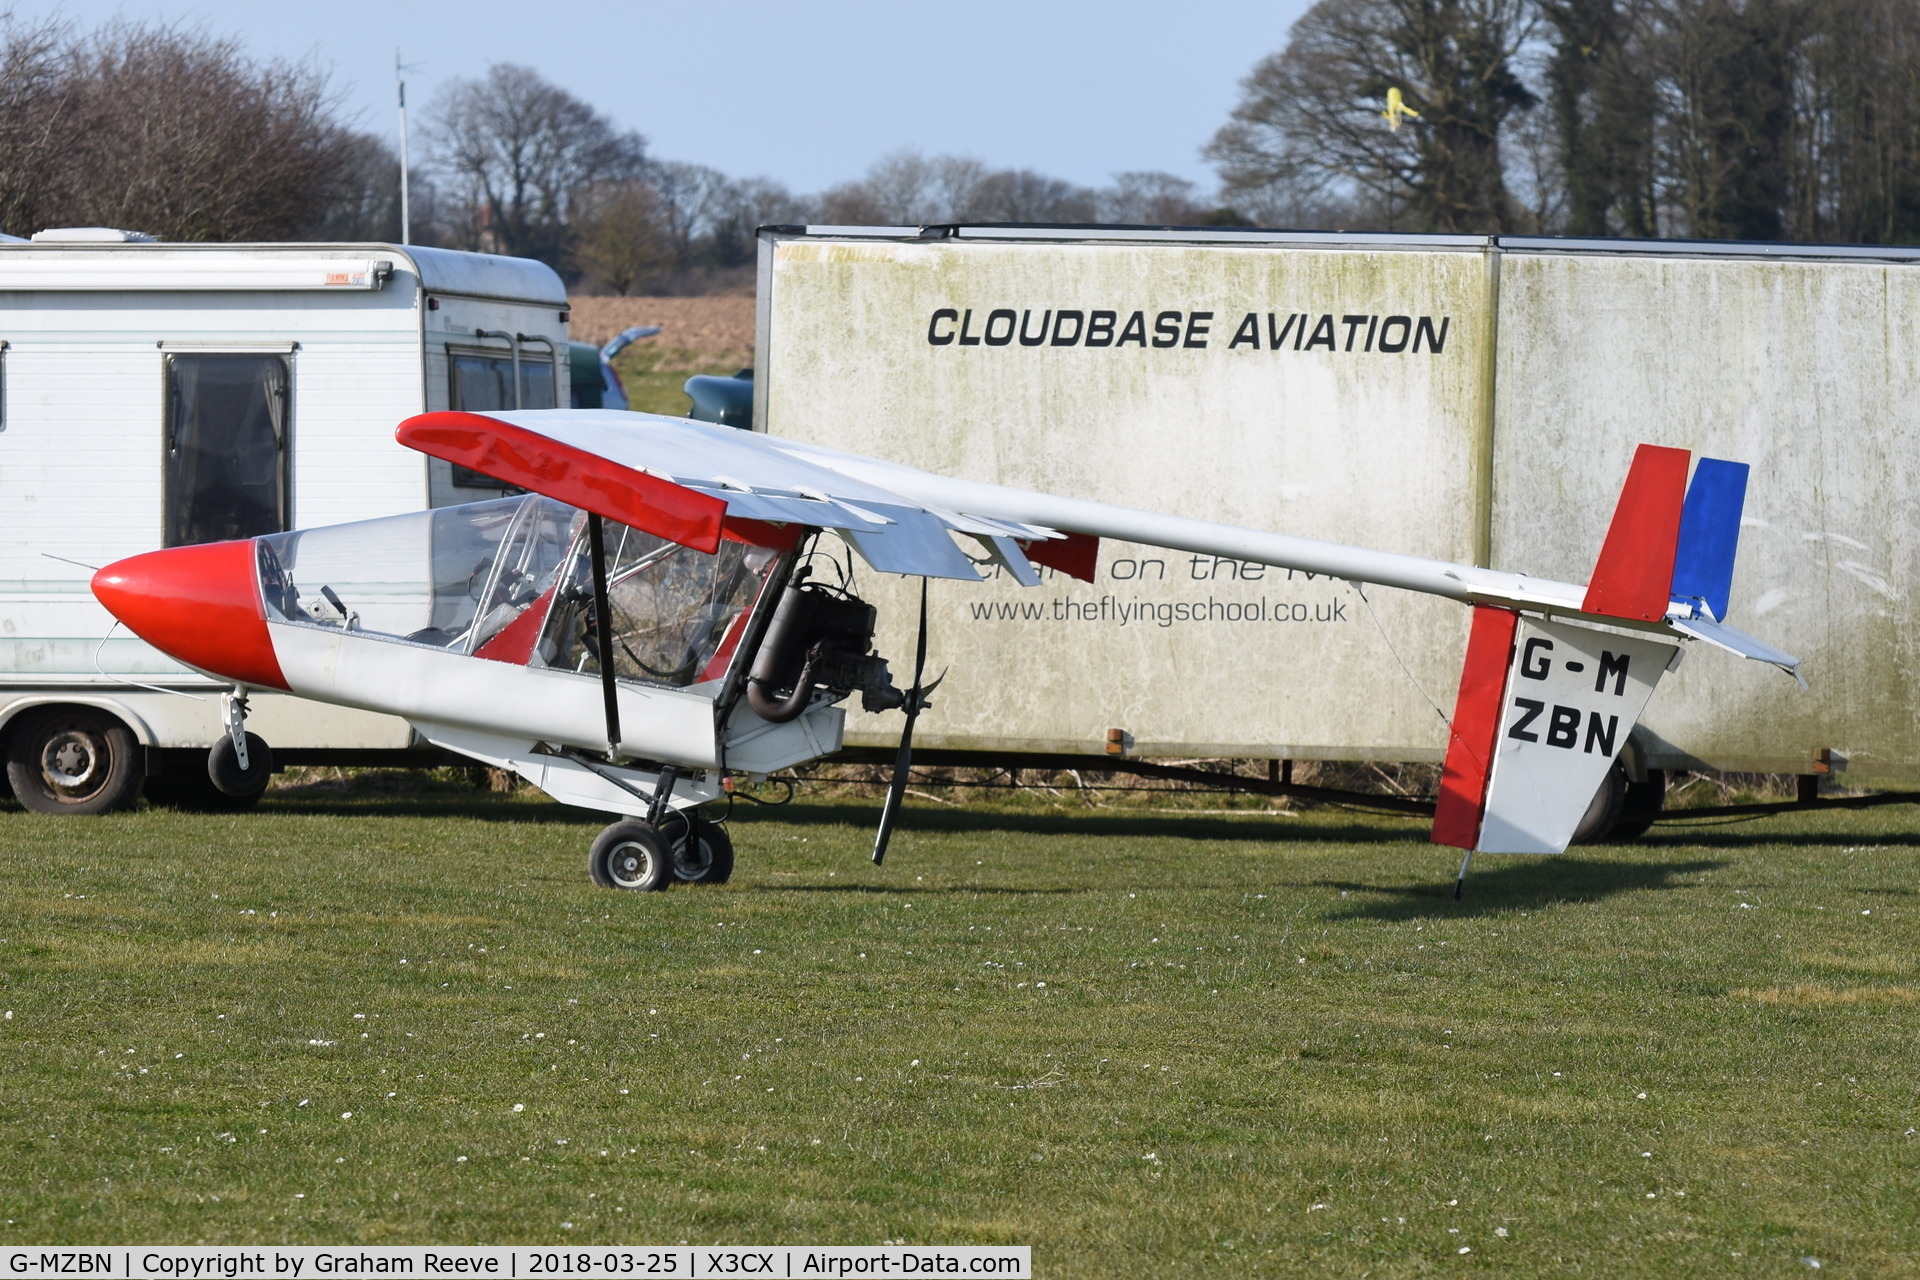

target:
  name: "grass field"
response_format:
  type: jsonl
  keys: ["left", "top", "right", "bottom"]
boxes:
{"left": 2, "top": 779, "right": 1917, "bottom": 1275}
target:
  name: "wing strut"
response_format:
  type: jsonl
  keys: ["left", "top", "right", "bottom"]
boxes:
{"left": 587, "top": 514, "right": 623, "bottom": 760}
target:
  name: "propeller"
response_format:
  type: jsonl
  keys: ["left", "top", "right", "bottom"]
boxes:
{"left": 872, "top": 577, "right": 939, "bottom": 866}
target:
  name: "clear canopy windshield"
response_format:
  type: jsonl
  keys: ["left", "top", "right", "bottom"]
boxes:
{"left": 539, "top": 522, "right": 780, "bottom": 688}
{"left": 255, "top": 495, "right": 782, "bottom": 692}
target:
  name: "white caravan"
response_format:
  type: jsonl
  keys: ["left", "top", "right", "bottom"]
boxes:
{"left": 0, "top": 234, "right": 569, "bottom": 810}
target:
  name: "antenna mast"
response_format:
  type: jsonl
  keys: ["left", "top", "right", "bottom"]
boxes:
{"left": 396, "top": 50, "right": 411, "bottom": 245}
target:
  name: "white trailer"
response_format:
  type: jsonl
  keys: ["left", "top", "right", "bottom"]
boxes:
{"left": 754, "top": 225, "right": 1919, "bottom": 786}
{"left": 0, "top": 233, "right": 570, "bottom": 811}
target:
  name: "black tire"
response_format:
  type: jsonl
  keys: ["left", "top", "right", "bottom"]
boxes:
{"left": 673, "top": 816, "right": 735, "bottom": 885}
{"left": 1569, "top": 760, "right": 1629, "bottom": 845}
{"left": 588, "top": 820, "right": 675, "bottom": 891}
{"left": 146, "top": 766, "right": 263, "bottom": 812}
{"left": 5, "top": 707, "right": 144, "bottom": 815}
{"left": 1609, "top": 769, "right": 1667, "bottom": 841}
{"left": 207, "top": 733, "right": 273, "bottom": 798}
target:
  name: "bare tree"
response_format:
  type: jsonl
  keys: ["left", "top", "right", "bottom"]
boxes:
{"left": 704, "top": 175, "right": 811, "bottom": 267}
{"left": 1097, "top": 171, "right": 1211, "bottom": 223}
{"left": 962, "top": 168, "right": 1097, "bottom": 221}
{"left": 571, "top": 178, "right": 666, "bottom": 294}
{"left": 23, "top": 23, "right": 360, "bottom": 241}
{"left": 0, "top": 14, "right": 78, "bottom": 239}
{"left": 426, "top": 62, "right": 644, "bottom": 265}
{"left": 1647, "top": 0, "right": 1800, "bottom": 240}
{"left": 301, "top": 130, "right": 403, "bottom": 241}
{"left": 1207, "top": 0, "right": 1541, "bottom": 233}
{"left": 646, "top": 160, "right": 732, "bottom": 263}
{"left": 1752, "top": 0, "right": 1920, "bottom": 244}
{"left": 1538, "top": 0, "right": 1660, "bottom": 235}
{"left": 817, "top": 151, "right": 993, "bottom": 224}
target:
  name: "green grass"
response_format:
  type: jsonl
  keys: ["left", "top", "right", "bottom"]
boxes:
{"left": 609, "top": 345, "right": 749, "bottom": 418}
{"left": 2, "top": 781, "right": 1918, "bottom": 1275}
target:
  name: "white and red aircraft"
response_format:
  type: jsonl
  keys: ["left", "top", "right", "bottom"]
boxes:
{"left": 90, "top": 410, "right": 1799, "bottom": 891}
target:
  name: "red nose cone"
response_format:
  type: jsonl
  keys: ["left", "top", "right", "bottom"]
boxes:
{"left": 92, "top": 540, "right": 289, "bottom": 690}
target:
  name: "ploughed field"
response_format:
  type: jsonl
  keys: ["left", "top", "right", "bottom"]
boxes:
{"left": 1, "top": 780, "right": 1917, "bottom": 1276}
{"left": 567, "top": 296, "right": 753, "bottom": 418}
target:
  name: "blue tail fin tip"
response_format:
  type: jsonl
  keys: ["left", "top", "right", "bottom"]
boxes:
{"left": 1671, "top": 457, "right": 1749, "bottom": 622}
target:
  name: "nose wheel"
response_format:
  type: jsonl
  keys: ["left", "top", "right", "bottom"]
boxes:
{"left": 208, "top": 689, "right": 273, "bottom": 798}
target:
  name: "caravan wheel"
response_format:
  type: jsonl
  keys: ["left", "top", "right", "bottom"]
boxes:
{"left": 6, "top": 707, "right": 144, "bottom": 815}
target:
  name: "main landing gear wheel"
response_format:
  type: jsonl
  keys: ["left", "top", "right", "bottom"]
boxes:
{"left": 1610, "top": 769, "right": 1667, "bottom": 841}
{"left": 1570, "top": 760, "right": 1629, "bottom": 845}
{"left": 589, "top": 820, "right": 675, "bottom": 892}
{"left": 6, "top": 707, "right": 144, "bottom": 815}
{"left": 673, "top": 817, "right": 735, "bottom": 885}
{"left": 207, "top": 732, "right": 274, "bottom": 799}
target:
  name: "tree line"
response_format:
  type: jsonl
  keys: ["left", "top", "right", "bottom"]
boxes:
{"left": 2, "top": 5, "right": 1915, "bottom": 296}
{"left": 1209, "top": 0, "right": 1920, "bottom": 242}
{"left": 0, "top": 15, "right": 1243, "bottom": 293}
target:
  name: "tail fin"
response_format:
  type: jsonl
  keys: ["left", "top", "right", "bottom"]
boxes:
{"left": 1670, "top": 458, "right": 1749, "bottom": 623}
{"left": 1581, "top": 443, "right": 1753, "bottom": 625}
{"left": 1581, "top": 443, "right": 1690, "bottom": 620}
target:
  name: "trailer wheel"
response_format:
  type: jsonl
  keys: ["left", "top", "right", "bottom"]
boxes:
{"left": 674, "top": 817, "right": 735, "bottom": 885}
{"left": 589, "top": 820, "right": 674, "bottom": 891}
{"left": 1609, "top": 769, "right": 1667, "bottom": 841}
{"left": 207, "top": 734, "right": 273, "bottom": 798}
{"left": 1569, "top": 761, "right": 1628, "bottom": 845}
{"left": 6, "top": 707, "right": 144, "bottom": 815}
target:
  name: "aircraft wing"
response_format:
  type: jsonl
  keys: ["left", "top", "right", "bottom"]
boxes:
{"left": 399, "top": 408, "right": 1073, "bottom": 583}
{"left": 397, "top": 409, "right": 1795, "bottom": 678}
{"left": 398, "top": 408, "right": 1592, "bottom": 614}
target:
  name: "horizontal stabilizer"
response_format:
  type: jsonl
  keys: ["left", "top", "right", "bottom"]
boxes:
{"left": 1669, "top": 615, "right": 1803, "bottom": 684}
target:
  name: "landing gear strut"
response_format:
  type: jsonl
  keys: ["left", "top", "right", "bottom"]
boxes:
{"left": 207, "top": 688, "right": 273, "bottom": 799}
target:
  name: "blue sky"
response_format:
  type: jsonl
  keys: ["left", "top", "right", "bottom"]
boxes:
{"left": 38, "top": 0, "right": 1313, "bottom": 193}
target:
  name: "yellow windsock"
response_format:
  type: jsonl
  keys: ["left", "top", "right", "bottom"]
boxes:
{"left": 1383, "top": 86, "right": 1421, "bottom": 132}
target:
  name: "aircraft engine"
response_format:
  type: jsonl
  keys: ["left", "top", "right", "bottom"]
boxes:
{"left": 745, "top": 571, "right": 904, "bottom": 723}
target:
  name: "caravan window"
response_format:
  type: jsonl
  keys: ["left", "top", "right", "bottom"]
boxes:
{"left": 449, "top": 351, "right": 557, "bottom": 414}
{"left": 164, "top": 354, "right": 290, "bottom": 548}
{"left": 448, "top": 348, "right": 558, "bottom": 490}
